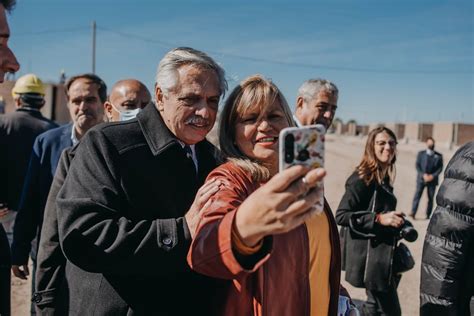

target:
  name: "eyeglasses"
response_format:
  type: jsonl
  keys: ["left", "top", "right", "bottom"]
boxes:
{"left": 375, "top": 140, "right": 398, "bottom": 147}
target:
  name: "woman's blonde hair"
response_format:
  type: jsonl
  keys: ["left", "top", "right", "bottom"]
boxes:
{"left": 219, "top": 75, "right": 295, "bottom": 181}
{"left": 357, "top": 126, "right": 397, "bottom": 185}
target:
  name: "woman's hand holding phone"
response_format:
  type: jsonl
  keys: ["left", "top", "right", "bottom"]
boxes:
{"left": 234, "top": 165, "right": 326, "bottom": 247}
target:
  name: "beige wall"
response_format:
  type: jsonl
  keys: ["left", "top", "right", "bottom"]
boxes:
{"left": 53, "top": 85, "right": 70, "bottom": 124}
{"left": 432, "top": 122, "right": 454, "bottom": 146}
{"left": 0, "top": 80, "right": 15, "bottom": 113}
{"left": 456, "top": 124, "right": 474, "bottom": 145}
{"left": 356, "top": 125, "right": 369, "bottom": 136}
{"left": 404, "top": 122, "right": 419, "bottom": 142}
{"left": 419, "top": 124, "right": 433, "bottom": 142}
{"left": 346, "top": 122, "right": 357, "bottom": 136}
{"left": 385, "top": 123, "right": 405, "bottom": 140}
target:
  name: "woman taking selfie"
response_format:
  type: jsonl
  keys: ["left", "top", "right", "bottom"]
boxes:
{"left": 336, "top": 127, "right": 405, "bottom": 316}
{"left": 188, "top": 75, "right": 347, "bottom": 315}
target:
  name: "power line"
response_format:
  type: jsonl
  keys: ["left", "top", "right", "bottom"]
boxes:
{"left": 98, "top": 26, "right": 473, "bottom": 75}
{"left": 15, "top": 24, "right": 474, "bottom": 75}
{"left": 16, "top": 26, "right": 89, "bottom": 36}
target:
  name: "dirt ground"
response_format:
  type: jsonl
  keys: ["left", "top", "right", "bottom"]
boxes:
{"left": 10, "top": 134, "right": 460, "bottom": 315}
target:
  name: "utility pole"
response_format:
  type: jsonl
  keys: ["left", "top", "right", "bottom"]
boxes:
{"left": 92, "top": 20, "right": 96, "bottom": 74}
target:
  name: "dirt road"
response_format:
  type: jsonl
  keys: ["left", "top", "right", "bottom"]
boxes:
{"left": 11, "top": 134, "right": 458, "bottom": 315}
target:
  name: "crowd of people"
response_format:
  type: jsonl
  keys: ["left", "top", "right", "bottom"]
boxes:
{"left": 1, "top": 0, "right": 473, "bottom": 315}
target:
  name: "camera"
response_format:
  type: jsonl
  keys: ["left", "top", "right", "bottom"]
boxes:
{"left": 398, "top": 220, "right": 418, "bottom": 242}
{"left": 284, "top": 133, "right": 295, "bottom": 164}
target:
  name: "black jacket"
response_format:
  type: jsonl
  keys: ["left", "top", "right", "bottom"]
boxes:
{"left": 336, "top": 171, "right": 398, "bottom": 291}
{"left": 420, "top": 141, "right": 474, "bottom": 315}
{"left": 0, "top": 108, "right": 57, "bottom": 211}
{"left": 56, "top": 104, "right": 223, "bottom": 315}
{"left": 34, "top": 147, "right": 74, "bottom": 315}
{"left": 415, "top": 149, "right": 443, "bottom": 186}
{"left": 0, "top": 225, "right": 10, "bottom": 316}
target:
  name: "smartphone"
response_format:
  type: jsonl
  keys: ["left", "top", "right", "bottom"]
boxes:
{"left": 279, "top": 124, "right": 326, "bottom": 212}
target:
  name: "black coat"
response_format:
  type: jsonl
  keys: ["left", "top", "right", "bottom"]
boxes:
{"left": 0, "top": 108, "right": 57, "bottom": 211}
{"left": 56, "top": 104, "right": 223, "bottom": 315}
{"left": 420, "top": 141, "right": 474, "bottom": 315}
{"left": 336, "top": 171, "right": 398, "bottom": 291}
{"left": 0, "top": 225, "right": 10, "bottom": 316}
{"left": 34, "top": 147, "right": 74, "bottom": 315}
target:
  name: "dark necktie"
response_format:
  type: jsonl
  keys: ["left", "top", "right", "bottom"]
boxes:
{"left": 184, "top": 145, "right": 197, "bottom": 174}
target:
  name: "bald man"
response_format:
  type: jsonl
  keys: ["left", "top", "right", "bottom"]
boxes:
{"left": 104, "top": 79, "right": 151, "bottom": 122}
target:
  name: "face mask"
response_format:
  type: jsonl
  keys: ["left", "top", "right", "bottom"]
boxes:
{"left": 119, "top": 108, "right": 141, "bottom": 121}
{"left": 110, "top": 103, "right": 141, "bottom": 121}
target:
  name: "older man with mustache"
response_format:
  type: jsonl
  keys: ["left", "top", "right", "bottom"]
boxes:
{"left": 55, "top": 47, "right": 227, "bottom": 315}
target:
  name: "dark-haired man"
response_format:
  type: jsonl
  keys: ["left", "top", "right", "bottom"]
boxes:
{"left": 410, "top": 137, "right": 443, "bottom": 219}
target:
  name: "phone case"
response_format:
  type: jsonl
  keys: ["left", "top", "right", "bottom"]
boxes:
{"left": 279, "top": 125, "right": 325, "bottom": 171}
{"left": 279, "top": 124, "right": 326, "bottom": 213}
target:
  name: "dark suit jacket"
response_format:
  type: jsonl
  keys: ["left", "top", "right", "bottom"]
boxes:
{"left": 34, "top": 147, "right": 74, "bottom": 315}
{"left": 56, "top": 104, "right": 223, "bottom": 315}
{"left": 0, "top": 108, "right": 57, "bottom": 211}
{"left": 415, "top": 150, "right": 443, "bottom": 186}
{"left": 11, "top": 124, "right": 73, "bottom": 265}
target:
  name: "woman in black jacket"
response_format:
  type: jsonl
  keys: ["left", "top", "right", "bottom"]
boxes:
{"left": 336, "top": 127, "right": 405, "bottom": 316}
{"left": 420, "top": 141, "right": 473, "bottom": 316}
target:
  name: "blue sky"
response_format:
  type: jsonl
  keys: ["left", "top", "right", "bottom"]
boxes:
{"left": 7, "top": 0, "right": 473, "bottom": 124}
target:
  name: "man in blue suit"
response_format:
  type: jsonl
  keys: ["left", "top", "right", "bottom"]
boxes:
{"left": 10, "top": 74, "right": 106, "bottom": 311}
{"left": 410, "top": 137, "right": 443, "bottom": 220}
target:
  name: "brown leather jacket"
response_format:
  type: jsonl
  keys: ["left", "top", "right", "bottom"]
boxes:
{"left": 188, "top": 162, "right": 344, "bottom": 315}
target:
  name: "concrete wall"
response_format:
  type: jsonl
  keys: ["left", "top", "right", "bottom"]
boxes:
{"left": 356, "top": 125, "right": 369, "bottom": 136}
{"left": 0, "top": 80, "right": 15, "bottom": 113}
{"left": 404, "top": 122, "right": 419, "bottom": 142}
{"left": 346, "top": 122, "right": 357, "bottom": 136}
{"left": 432, "top": 122, "right": 454, "bottom": 147}
{"left": 456, "top": 124, "right": 474, "bottom": 146}
{"left": 419, "top": 124, "right": 433, "bottom": 142}
{"left": 53, "top": 85, "right": 70, "bottom": 124}
{"left": 368, "top": 123, "right": 383, "bottom": 133}
{"left": 385, "top": 123, "right": 405, "bottom": 140}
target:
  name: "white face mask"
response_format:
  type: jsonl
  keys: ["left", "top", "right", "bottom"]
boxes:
{"left": 110, "top": 103, "right": 141, "bottom": 121}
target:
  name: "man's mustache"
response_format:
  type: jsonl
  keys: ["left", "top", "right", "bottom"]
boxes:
{"left": 185, "top": 116, "right": 210, "bottom": 126}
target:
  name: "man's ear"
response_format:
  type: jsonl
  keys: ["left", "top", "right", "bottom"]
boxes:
{"left": 295, "top": 96, "right": 304, "bottom": 113}
{"left": 14, "top": 97, "right": 21, "bottom": 108}
{"left": 155, "top": 86, "right": 165, "bottom": 111}
{"left": 103, "top": 101, "right": 113, "bottom": 121}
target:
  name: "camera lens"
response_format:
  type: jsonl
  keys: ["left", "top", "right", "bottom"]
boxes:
{"left": 399, "top": 222, "right": 418, "bottom": 242}
{"left": 284, "top": 134, "right": 295, "bottom": 164}
{"left": 296, "top": 149, "right": 310, "bottom": 162}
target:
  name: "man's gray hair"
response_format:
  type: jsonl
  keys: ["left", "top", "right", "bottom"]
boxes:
{"left": 297, "top": 78, "right": 338, "bottom": 103}
{"left": 155, "top": 47, "right": 227, "bottom": 96}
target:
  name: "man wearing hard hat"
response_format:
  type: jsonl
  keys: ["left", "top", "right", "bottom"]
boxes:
{"left": 0, "top": 74, "right": 57, "bottom": 244}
